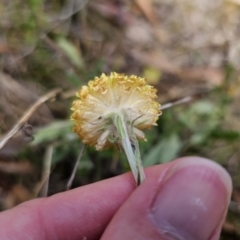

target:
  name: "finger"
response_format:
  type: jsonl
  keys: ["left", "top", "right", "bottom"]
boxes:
{"left": 0, "top": 172, "right": 136, "bottom": 240}
{"left": 101, "top": 157, "right": 232, "bottom": 240}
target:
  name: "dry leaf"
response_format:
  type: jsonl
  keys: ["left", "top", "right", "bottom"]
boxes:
{"left": 135, "top": 0, "right": 157, "bottom": 24}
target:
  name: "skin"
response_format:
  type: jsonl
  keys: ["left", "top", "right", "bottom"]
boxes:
{"left": 0, "top": 157, "right": 232, "bottom": 240}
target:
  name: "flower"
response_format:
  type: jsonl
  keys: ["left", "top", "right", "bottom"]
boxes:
{"left": 71, "top": 72, "right": 161, "bottom": 184}
{"left": 71, "top": 72, "right": 161, "bottom": 151}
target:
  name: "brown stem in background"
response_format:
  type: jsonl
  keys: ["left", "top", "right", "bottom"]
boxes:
{"left": 0, "top": 88, "right": 62, "bottom": 150}
{"left": 66, "top": 144, "right": 85, "bottom": 190}
{"left": 160, "top": 96, "right": 193, "bottom": 110}
{"left": 38, "top": 145, "right": 54, "bottom": 197}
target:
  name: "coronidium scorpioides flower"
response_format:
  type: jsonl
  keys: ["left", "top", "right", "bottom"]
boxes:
{"left": 71, "top": 72, "right": 161, "bottom": 185}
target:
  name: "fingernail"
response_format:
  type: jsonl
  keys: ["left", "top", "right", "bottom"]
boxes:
{"left": 151, "top": 158, "right": 232, "bottom": 240}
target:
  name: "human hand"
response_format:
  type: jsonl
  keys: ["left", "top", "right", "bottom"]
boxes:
{"left": 0, "top": 157, "right": 232, "bottom": 240}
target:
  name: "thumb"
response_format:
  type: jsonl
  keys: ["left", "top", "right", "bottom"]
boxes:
{"left": 101, "top": 157, "right": 232, "bottom": 240}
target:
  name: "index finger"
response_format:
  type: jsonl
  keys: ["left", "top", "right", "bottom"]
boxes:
{"left": 0, "top": 172, "right": 136, "bottom": 240}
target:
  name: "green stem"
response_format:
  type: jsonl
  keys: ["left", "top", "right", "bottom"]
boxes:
{"left": 114, "top": 113, "right": 145, "bottom": 185}
{"left": 131, "top": 130, "right": 146, "bottom": 184}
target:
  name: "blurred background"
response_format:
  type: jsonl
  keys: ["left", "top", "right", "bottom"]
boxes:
{"left": 0, "top": 0, "right": 240, "bottom": 238}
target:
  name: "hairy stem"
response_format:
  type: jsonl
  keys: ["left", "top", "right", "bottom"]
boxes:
{"left": 114, "top": 113, "right": 146, "bottom": 185}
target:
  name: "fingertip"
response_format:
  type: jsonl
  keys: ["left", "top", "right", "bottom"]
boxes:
{"left": 169, "top": 156, "right": 232, "bottom": 198}
{"left": 101, "top": 157, "right": 232, "bottom": 240}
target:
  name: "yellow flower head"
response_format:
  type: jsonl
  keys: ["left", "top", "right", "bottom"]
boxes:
{"left": 71, "top": 72, "right": 161, "bottom": 150}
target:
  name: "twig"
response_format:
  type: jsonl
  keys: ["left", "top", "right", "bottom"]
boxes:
{"left": 60, "top": 89, "right": 77, "bottom": 99}
{"left": 38, "top": 145, "right": 53, "bottom": 197}
{"left": 0, "top": 88, "right": 62, "bottom": 150}
{"left": 160, "top": 96, "right": 193, "bottom": 110}
{"left": 66, "top": 144, "right": 85, "bottom": 190}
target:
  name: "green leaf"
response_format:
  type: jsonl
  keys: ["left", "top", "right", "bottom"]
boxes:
{"left": 189, "top": 132, "right": 209, "bottom": 145}
{"left": 211, "top": 130, "right": 240, "bottom": 141}
{"left": 67, "top": 72, "right": 82, "bottom": 87}
{"left": 143, "top": 134, "right": 182, "bottom": 167}
{"left": 57, "top": 38, "right": 84, "bottom": 68}
{"left": 191, "top": 101, "right": 215, "bottom": 114}
{"left": 31, "top": 120, "right": 74, "bottom": 146}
